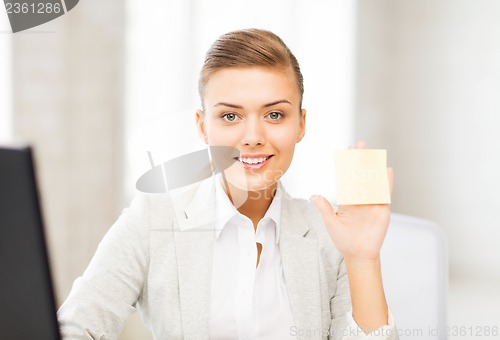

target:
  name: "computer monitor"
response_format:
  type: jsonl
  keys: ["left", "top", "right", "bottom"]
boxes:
{"left": 0, "top": 146, "right": 61, "bottom": 340}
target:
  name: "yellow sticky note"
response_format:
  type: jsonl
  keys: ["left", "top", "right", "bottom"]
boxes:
{"left": 335, "top": 149, "right": 391, "bottom": 205}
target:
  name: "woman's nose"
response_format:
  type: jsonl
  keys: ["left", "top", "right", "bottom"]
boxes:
{"left": 241, "top": 117, "right": 266, "bottom": 147}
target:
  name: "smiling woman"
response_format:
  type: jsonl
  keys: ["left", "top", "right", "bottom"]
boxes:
{"left": 57, "top": 28, "right": 399, "bottom": 340}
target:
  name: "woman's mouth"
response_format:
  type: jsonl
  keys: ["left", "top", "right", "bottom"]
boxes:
{"left": 234, "top": 155, "right": 273, "bottom": 170}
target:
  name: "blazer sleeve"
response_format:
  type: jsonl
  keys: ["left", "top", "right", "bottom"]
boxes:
{"left": 57, "top": 194, "right": 151, "bottom": 340}
{"left": 328, "top": 259, "right": 400, "bottom": 340}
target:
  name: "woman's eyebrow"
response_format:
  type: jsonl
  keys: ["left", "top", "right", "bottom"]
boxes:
{"left": 262, "top": 99, "right": 292, "bottom": 108}
{"left": 213, "top": 102, "right": 243, "bottom": 109}
{"left": 213, "top": 99, "right": 292, "bottom": 109}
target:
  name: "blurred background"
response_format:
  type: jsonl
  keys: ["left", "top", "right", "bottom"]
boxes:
{"left": 1, "top": 0, "right": 499, "bottom": 339}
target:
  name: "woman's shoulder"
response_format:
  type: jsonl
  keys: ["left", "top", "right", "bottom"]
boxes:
{"left": 128, "top": 192, "right": 174, "bottom": 213}
{"left": 124, "top": 179, "right": 208, "bottom": 226}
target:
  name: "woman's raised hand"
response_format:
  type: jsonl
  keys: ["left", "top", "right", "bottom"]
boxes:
{"left": 310, "top": 141, "right": 394, "bottom": 262}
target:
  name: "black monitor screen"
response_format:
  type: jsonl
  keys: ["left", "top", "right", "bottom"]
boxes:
{"left": 0, "top": 146, "right": 61, "bottom": 340}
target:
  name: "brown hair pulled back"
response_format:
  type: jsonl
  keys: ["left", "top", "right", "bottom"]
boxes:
{"left": 198, "top": 28, "right": 304, "bottom": 110}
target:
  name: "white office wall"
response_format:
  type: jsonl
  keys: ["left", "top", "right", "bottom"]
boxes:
{"left": 355, "top": 0, "right": 500, "bottom": 280}
{"left": 9, "top": 0, "right": 126, "bottom": 305}
{"left": 0, "top": 11, "right": 12, "bottom": 141}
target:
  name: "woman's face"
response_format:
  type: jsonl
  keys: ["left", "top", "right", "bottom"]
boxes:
{"left": 196, "top": 66, "right": 306, "bottom": 192}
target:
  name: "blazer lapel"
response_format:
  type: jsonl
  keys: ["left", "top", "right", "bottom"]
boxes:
{"left": 280, "top": 191, "right": 323, "bottom": 338}
{"left": 173, "top": 178, "right": 216, "bottom": 339}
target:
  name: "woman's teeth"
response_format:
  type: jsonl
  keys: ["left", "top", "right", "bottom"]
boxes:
{"left": 239, "top": 156, "right": 269, "bottom": 164}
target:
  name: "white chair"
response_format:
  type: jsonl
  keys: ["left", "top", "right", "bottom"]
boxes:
{"left": 381, "top": 213, "right": 448, "bottom": 339}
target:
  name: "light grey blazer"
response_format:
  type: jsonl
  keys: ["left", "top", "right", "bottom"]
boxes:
{"left": 57, "top": 178, "right": 398, "bottom": 340}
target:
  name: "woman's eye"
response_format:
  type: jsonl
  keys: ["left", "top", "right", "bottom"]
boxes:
{"left": 267, "top": 111, "right": 283, "bottom": 120}
{"left": 222, "top": 113, "right": 238, "bottom": 122}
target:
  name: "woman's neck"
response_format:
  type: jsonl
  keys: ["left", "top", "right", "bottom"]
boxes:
{"left": 220, "top": 177, "right": 277, "bottom": 230}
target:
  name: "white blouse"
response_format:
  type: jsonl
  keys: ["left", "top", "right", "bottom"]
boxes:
{"left": 209, "top": 179, "right": 295, "bottom": 340}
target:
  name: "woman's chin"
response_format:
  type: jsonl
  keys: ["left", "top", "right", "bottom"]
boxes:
{"left": 223, "top": 167, "right": 284, "bottom": 192}
{"left": 225, "top": 177, "right": 277, "bottom": 193}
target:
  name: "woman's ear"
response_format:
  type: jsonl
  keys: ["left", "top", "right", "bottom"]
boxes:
{"left": 296, "top": 108, "right": 307, "bottom": 143}
{"left": 195, "top": 109, "right": 208, "bottom": 144}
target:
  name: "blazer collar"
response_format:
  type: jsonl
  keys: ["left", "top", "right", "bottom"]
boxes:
{"left": 174, "top": 177, "right": 217, "bottom": 231}
{"left": 173, "top": 178, "right": 323, "bottom": 339}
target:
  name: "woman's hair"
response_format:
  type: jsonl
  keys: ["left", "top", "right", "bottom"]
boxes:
{"left": 199, "top": 28, "right": 304, "bottom": 110}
